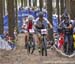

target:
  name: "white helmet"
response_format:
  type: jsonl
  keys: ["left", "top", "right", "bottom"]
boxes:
{"left": 28, "top": 15, "right": 34, "bottom": 20}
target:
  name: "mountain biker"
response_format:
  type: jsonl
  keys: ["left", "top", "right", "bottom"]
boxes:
{"left": 24, "top": 15, "right": 36, "bottom": 48}
{"left": 34, "top": 11, "right": 52, "bottom": 48}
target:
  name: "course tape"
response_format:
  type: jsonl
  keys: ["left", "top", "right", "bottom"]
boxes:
{"left": 53, "top": 45, "right": 75, "bottom": 57}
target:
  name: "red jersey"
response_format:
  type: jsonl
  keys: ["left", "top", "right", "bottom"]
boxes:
{"left": 27, "top": 21, "right": 33, "bottom": 30}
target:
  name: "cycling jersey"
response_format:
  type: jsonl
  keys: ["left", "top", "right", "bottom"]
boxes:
{"left": 34, "top": 17, "right": 49, "bottom": 29}
{"left": 27, "top": 21, "right": 33, "bottom": 31}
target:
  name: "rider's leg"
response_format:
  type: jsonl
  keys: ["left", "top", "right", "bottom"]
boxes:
{"left": 38, "top": 33, "right": 42, "bottom": 48}
{"left": 31, "top": 34, "right": 36, "bottom": 54}
{"left": 46, "top": 33, "right": 50, "bottom": 41}
{"left": 33, "top": 33, "right": 41, "bottom": 48}
{"left": 33, "top": 34, "right": 37, "bottom": 45}
{"left": 25, "top": 32, "right": 29, "bottom": 48}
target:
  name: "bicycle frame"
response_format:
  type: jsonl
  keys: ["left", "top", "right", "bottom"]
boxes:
{"left": 27, "top": 32, "right": 35, "bottom": 54}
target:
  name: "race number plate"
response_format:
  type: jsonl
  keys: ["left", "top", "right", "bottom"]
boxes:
{"left": 41, "top": 29, "right": 47, "bottom": 34}
{"left": 29, "top": 29, "right": 35, "bottom": 33}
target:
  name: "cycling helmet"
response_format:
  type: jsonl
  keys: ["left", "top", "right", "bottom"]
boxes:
{"left": 28, "top": 15, "right": 34, "bottom": 20}
{"left": 38, "top": 11, "right": 43, "bottom": 18}
{"left": 64, "top": 15, "right": 69, "bottom": 19}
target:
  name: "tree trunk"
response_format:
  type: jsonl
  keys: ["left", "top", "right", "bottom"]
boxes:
{"left": 14, "top": 0, "right": 18, "bottom": 33}
{"left": 21, "top": 0, "right": 23, "bottom": 7}
{"left": 29, "top": 0, "right": 31, "bottom": 7}
{"left": 70, "top": 0, "right": 75, "bottom": 19}
{"left": 24, "top": 0, "right": 27, "bottom": 7}
{"left": 47, "top": 0, "right": 52, "bottom": 24}
{"left": 3, "top": 0, "right": 5, "bottom": 16}
{"left": 33, "top": 0, "right": 37, "bottom": 7}
{"left": 7, "top": 0, "right": 15, "bottom": 37}
{"left": 0, "top": 0, "right": 4, "bottom": 34}
{"left": 47, "top": 0, "right": 53, "bottom": 41}
{"left": 65, "top": 0, "right": 71, "bottom": 17}
{"left": 56, "top": 0, "right": 60, "bottom": 23}
{"left": 60, "top": 0, "right": 64, "bottom": 15}
{"left": 39, "top": 0, "right": 43, "bottom": 11}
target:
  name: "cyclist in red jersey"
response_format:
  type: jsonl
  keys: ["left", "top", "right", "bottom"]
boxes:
{"left": 24, "top": 15, "right": 36, "bottom": 48}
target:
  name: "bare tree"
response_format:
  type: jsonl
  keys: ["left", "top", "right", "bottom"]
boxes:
{"left": 47, "top": 0, "right": 53, "bottom": 40}
{"left": 60, "top": 0, "right": 64, "bottom": 15}
{"left": 56, "top": 0, "right": 60, "bottom": 23}
{"left": 14, "top": 0, "right": 18, "bottom": 33}
{"left": 21, "top": 0, "right": 23, "bottom": 7}
{"left": 39, "top": 0, "right": 43, "bottom": 11}
{"left": 29, "top": 0, "right": 31, "bottom": 7}
{"left": 7, "top": 0, "right": 15, "bottom": 37}
{"left": 24, "top": 0, "right": 27, "bottom": 7}
{"left": 3, "top": 0, "right": 5, "bottom": 16}
{"left": 47, "top": 0, "right": 52, "bottom": 24}
{"left": 0, "top": 0, "right": 4, "bottom": 34}
{"left": 65, "top": 0, "right": 71, "bottom": 18}
{"left": 33, "top": 0, "right": 37, "bottom": 7}
{"left": 70, "top": 0, "right": 75, "bottom": 19}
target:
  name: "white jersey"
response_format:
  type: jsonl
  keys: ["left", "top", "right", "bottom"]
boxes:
{"left": 34, "top": 17, "right": 49, "bottom": 25}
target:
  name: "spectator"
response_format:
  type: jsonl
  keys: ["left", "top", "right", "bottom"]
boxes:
{"left": 59, "top": 16, "right": 74, "bottom": 55}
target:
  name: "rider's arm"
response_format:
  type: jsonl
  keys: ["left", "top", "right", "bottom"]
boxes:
{"left": 59, "top": 21, "right": 64, "bottom": 27}
{"left": 67, "top": 22, "right": 73, "bottom": 29}
{"left": 34, "top": 18, "right": 39, "bottom": 27}
{"left": 44, "top": 18, "right": 53, "bottom": 29}
{"left": 48, "top": 22, "right": 53, "bottom": 29}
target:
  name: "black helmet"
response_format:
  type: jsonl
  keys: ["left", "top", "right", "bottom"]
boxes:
{"left": 38, "top": 12, "right": 43, "bottom": 18}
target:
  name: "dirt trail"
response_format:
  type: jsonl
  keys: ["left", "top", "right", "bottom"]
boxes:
{"left": 0, "top": 34, "right": 75, "bottom": 64}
